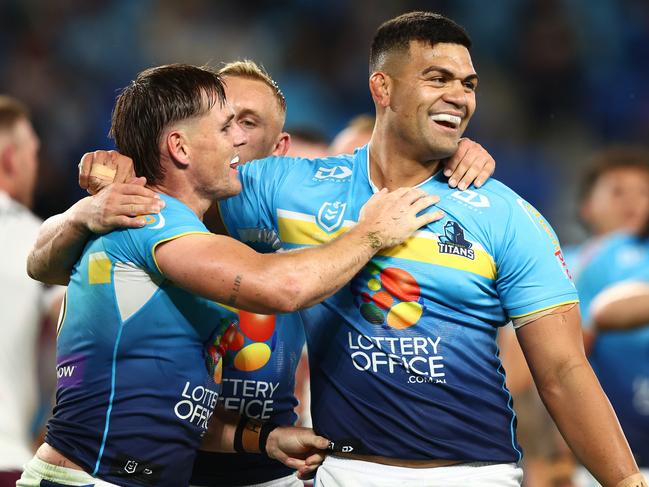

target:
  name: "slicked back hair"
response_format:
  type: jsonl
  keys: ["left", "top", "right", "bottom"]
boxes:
{"left": 110, "top": 64, "right": 226, "bottom": 185}
{"left": 369, "top": 11, "right": 472, "bottom": 74}
{"left": 219, "top": 60, "right": 286, "bottom": 114}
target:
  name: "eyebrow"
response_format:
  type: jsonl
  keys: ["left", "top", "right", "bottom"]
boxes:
{"left": 421, "top": 65, "right": 479, "bottom": 83}
{"left": 222, "top": 113, "right": 235, "bottom": 127}
{"left": 236, "top": 108, "right": 262, "bottom": 119}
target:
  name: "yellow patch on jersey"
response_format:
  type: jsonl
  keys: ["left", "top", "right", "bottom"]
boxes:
{"left": 277, "top": 216, "right": 496, "bottom": 280}
{"left": 88, "top": 251, "right": 113, "bottom": 284}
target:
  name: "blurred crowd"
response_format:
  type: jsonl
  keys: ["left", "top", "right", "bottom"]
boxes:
{"left": 0, "top": 0, "right": 648, "bottom": 238}
{"left": 2, "top": 1, "right": 649, "bottom": 486}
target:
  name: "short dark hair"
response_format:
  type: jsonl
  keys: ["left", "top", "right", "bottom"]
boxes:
{"left": 369, "top": 11, "right": 472, "bottom": 74}
{"left": 579, "top": 146, "right": 649, "bottom": 203}
{"left": 110, "top": 64, "right": 226, "bottom": 185}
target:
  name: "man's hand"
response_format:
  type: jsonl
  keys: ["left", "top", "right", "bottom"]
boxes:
{"left": 265, "top": 426, "right": 329, "bottom": 480}
{"left": 443, "top": 138, "right": 495, "bottom": 190}
{"left": 358, "top": 187, "right": 443, "bottom": 249}
{"left": 79, "top": 150, "right": 135, "bottom": 195}
{"left": 77, "top": 177, "right": 164, "bottom": 234}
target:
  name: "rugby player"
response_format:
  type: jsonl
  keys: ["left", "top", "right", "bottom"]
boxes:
{"left": 214, "top": 13, "right": 644, "bottom": 487}
{"left": 20, "top": 63, "right": 445, "bottom": 487}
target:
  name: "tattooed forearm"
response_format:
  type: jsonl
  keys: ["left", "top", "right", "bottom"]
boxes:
{"left": 366, "top": 231, "right": 383, "bottom": 250}
{"left": 228, "top": 274, "right": 243, "bottom": 306}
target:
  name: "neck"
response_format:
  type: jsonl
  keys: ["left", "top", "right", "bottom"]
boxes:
{"left": 148, "top": 179, "right": 212, "bottom": 221}
{"left": 367, "top": 125, "right": 442, "bottom": 191}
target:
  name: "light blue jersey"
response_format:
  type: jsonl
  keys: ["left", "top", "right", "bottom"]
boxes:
{"left": 47, "top": 194, "right": 228, "bottom": 487}
{"left": 219, "top": 145, "right": 578, "bottom": 462}
{"left": 573, "top": 232, "right": 649, "bottom": 466}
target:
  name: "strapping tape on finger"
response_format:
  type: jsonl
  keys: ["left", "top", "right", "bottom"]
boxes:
{"left": 89, "top": 164, "right": 117, "bottom": 181}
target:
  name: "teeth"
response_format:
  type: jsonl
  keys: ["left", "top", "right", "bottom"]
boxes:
{"left": 430, "top": 113, "right": 461, "bottom": 127}
{"left": 230, "top": 155, "right": 240, "bottom": 167}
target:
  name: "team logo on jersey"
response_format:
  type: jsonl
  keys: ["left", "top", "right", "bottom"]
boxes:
{"left": 143, "top": 212, "right": 165, "bottom": 229}
{"left": 317, "top": 201, "right": 347, "bottom": 232}
{"left": 450, "top": 190, "right": 490, "bottom": 208}
{"left": 313, "top": 165, "right": 352, "bottom": 181}
{"left": 438, "top": 221, "right": 475, "bottom": 260}
{"left": 351, "top": 263, "right": 424, "bottom": 329}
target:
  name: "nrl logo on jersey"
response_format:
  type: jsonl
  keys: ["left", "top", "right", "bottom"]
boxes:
{"left": 450, "top": 190, "right": 490, "bottom": 208}
{"left": 313, "top": 166, "right": 352, "bottom": 182}
{"left": 317, "top": 201, "right": 347, "bottom": 232}
{"left": 438, "top": 221, "right": 475, "bottom": 260}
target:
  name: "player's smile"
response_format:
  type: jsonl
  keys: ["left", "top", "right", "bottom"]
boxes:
{"left": 429, "top": 112, "right": 463, "bottom": 133}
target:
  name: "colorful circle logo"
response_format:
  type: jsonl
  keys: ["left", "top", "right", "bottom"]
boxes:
{"left": 206, "top": 312, "right": 277, "bottom": 384}
{"left": 352, "top": 265, "right": 424, "bottom": 329}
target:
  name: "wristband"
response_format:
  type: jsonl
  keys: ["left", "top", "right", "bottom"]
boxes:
{"left": 615, "top": 473, "right": 648, "bottom": 487}
{"left": 233, "top": 415, "right": 248, "bottom": 453}
{"left": 259, "top": 422, "right": 280, "bottom": 456}
{"left": 615, "top": 473, "right": 647, "bottom": 487}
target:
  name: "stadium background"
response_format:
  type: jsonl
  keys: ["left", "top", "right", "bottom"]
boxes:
{"left": 1, "top": 0, "right": 648, "bottom": 243}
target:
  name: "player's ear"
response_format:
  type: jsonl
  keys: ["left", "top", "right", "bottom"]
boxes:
{"left": 272, "top": 132, "right": 291, "bottom": 157}
{"left": 0, "top": 144, "right": 17, "bottom": 176}
{"left": 165, "top": 129, "right": 191, "bottom": 168}
{"left": 369, "top": 72, "right": 391, "bottom": 108}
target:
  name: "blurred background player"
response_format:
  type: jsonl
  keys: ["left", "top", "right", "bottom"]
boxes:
{"left": 328, "top": 114, "right": 374, "bottom": 156}
{"left": 0, "top": 96, "right": 61, "bottom": 486}
{"left": 283, "top": 127, "right": 328, "bottom": 159}
{"left": 567, "top": 148, "right": 649, "bottom": 486}
{"left": 500, "top": 146, "right": 649, "bottom": 486}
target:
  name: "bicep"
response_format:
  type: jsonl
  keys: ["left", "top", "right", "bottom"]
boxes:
{"left": 515, "top": 305, "right": 586, "bottom": 388}
{"left": 154, "top": 233, "right": 291, "bottom": 313}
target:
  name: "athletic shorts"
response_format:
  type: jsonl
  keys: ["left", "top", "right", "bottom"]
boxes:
{"left": 17, "top": 456, "right": 120, "bottom": 487}
{"left": 314, "top": 456, "right": 523, "bottom": 487}
{"left": 190, "top": 472, "right": 303, "bottom": 487}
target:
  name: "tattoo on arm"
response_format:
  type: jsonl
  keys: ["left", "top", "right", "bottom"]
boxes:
{"left": 366, "top": 231, "right": 382, "bottom": 250}
{"left": 228, "top": 274, "right": 243, "bottom": 306}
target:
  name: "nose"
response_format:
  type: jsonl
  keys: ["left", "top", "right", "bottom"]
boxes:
{"left": 231, "top": 121, "right": 248, "bottom": 148}
{"left": 442, "top": 80, "right": 469, "bottom": 109}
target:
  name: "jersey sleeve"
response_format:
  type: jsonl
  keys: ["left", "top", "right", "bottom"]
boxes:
{"left": 495, "top": 197, "right": 579, "bottom": 319}
{"left": 218, "top": 157, "right": 290, "bottom": 253}
{"left": 104, "top": 194, "right": 210, "bottom": 278}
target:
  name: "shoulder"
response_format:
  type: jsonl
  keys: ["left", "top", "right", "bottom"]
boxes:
{"left": 242, "top": 153, "right": 356, "bottom": 182}
{"left": 107, "top": 193, "right": 207, "bottom": 246}
{"left": 440, "top": 178, "right": 530, "bottom": 226}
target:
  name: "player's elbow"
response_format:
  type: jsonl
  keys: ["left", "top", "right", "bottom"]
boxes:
{"left": 26, "top": 252, "right": 69, "bottom": 286}
{"left": 26, "top": 252, "right": 44, "bottom": 282}
{"left": 269, "top": 273, "right": 304, "bottom": 313}
{"left": 534, "top": 356, "right": 590, "bottom": 401}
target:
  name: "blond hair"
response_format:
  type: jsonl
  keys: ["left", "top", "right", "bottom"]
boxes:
{"left": 219, "top": 60, "right": 286, "bottom": 113}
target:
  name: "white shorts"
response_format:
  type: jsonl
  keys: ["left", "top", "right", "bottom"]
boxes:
{"left": 314, "top": 456, "right": 523, "bottom": 487}
{"left": 191, "top": 472, "right": 303, "bottom": 487}
{"left": 17, "top": 456, "right": 120, "bottom": 487}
